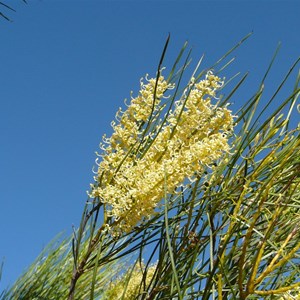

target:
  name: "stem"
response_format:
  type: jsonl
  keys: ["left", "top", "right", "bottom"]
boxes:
{"left": 164, "top": 165, "right": 183, "bottom": 300}
{"left": 68, "top": 223, "right": 105, "bottom": 299}
{"left": 68, "top": 266, "right": 84, "bottom": 300}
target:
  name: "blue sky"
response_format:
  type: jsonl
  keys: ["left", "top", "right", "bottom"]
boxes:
{"left": 0, "top": 0, "right": 299, "bottom": 291}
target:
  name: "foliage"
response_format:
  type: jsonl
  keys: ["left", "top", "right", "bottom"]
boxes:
{"left": 1, "top": 35, "right": 299, "bottom": 299}
{"left": 0, "top": 232, "right": 123, "bottom": 299}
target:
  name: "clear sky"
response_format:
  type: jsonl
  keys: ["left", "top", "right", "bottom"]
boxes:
{"left": 0, "top": 0, "right": 299, "bottom": 291}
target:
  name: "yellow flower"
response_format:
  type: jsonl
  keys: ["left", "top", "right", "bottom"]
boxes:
{"left": 91, "top": 71, "right": 234, "bottom": 234}
{"left": 103, "top": 264, "right": 157, "bottom": 300}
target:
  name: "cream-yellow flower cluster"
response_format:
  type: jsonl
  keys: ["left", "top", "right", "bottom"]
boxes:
{"left": 103, "top": 264, "right": 156, "bottom": 300}
{"left": 91, "top": 71, "right": 234, "bottom": 234}
{"left": 94, "top": 75, "right": 170, "bottom": 189}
